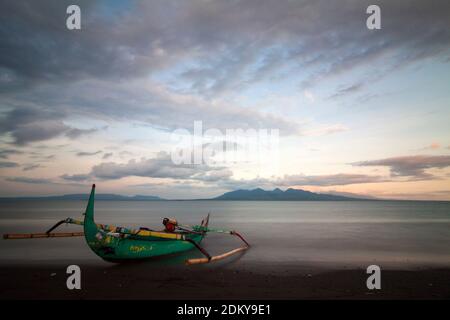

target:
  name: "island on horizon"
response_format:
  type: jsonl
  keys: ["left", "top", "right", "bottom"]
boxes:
{"left": 0, "top": 187, "right": 378, "bottom": 201}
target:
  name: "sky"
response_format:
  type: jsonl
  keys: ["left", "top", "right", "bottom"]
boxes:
{"left": 0, "top": 0, "right": 449, "bottom": 200}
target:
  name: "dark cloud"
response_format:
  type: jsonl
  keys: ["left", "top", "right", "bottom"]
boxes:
{"left": 29, "top": 154, "right": 56, "bottom": 161}
{"left": 76, "top": 150, "right": 102, "bottom": 157}
{"left": 352, "top": 155, "right": 450, "bottom": 179}
{"left": 4, "top": 79, "right": 300, "bottom": 136}
{"left": 90, "top": 152, "right": 230, "bottom": 181}
{"left": 66, "top": 127, "right": 101, "bottom": 139}
{"left": 0, "top": 0, "right": 143, "bottom": 86}
{"left": 2, "top": 0, "right": 449, "bottom": 87}
{"left": 0, "top": 160, "right": 19, "bottom": 168}
{"left": 60, "top": 152, "right": 232, "bottom": 183}
{"left": 61, "top": 153, "right": 443, "bottom": 188}
{"left": 0, "top": 107, "right": 66, "bottom": 144}
{"left": 56, "top": 153, "right": 447, "bottom": 192}
{"left": 277, "top": 173, "right": 388, "bottom": 186}
{"left": 328, "top": 82, "right": 365, "bottom": 99}
{"left": 1, "top": 0, "right": 448, "bottom": 145}
{"left": 173, "top": 0, "right": 450, "bottom": 95}
{"left": 102, "top": 152, "right": 113, "bottom": 159}
{"left": 22, "top": 164, "right": 41, "bottom": 171}
{"left": 0, "top": 148, "right": 23, "bottom": 159}
{"left": 6, "top": 176, "right": 53, "bottom": 184}
{"left": 0, "top": 106, "right": 101, "bottom": 145}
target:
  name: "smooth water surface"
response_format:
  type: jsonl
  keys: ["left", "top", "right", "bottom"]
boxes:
{"left": 1, "top": 200, "right": 450, "bottom": 268}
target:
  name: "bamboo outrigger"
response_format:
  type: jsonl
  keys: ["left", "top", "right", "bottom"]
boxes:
{"left": 3, "top": 185, "right": 250, "bottom": 265}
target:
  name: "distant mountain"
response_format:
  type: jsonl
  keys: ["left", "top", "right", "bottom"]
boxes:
{"left": 0, "top": 188, "right": 370, "bottom": 201}
{"left": 213, "top": 188, "right": 368, "bottom": 201}
{"left": 0, "top": 193, "right": 165, "bottom": 201}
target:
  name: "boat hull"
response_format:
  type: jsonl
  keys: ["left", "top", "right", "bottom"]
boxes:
{"left": 83, "top": 185, "right": 205, "bottom": 262}
{"left": 86, "top": 234, "right": 204, "bottom": 261}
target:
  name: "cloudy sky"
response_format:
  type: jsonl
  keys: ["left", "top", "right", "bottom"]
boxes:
{"left": 0, "top": 0, "right": 449, "bottom": 200}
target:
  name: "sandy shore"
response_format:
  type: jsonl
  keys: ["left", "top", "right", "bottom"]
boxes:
{"left": 1, "top": 261, "right": 450, "bottom": 299}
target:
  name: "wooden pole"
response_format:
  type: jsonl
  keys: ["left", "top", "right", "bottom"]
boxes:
{"left": 185, "top": 246, "right": 248, "bottom": 265}
{"left": 3, "top": 232, "right": 84, "bottom": 239}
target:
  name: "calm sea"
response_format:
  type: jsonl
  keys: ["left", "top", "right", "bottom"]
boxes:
{"left": 1, "top": 200, "right": 450, "bottom": 269}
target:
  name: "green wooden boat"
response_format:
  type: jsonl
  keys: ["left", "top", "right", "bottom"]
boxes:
{"left": 83, "top": 184, "right": 209, "bottom": 262}
{"left": 3, "top": 184, "right": 250, "bottom": 265}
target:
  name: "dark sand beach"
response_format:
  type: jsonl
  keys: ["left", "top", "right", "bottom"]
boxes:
{"left": 1, "top": 261, "right": 450, "bottom": 300}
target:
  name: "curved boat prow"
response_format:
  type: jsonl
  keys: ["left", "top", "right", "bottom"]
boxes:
{"left": 83, "top": 184, "right": 98, "bottom": 249}
{"left": 84, "top": 184, "right": 96, "bottom": 223}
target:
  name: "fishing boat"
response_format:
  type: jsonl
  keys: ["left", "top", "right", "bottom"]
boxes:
{"left": 3, "top": 184, "right": 249, "bottom": 265}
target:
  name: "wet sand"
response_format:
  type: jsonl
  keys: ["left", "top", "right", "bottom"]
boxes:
{"left": 1, "top": 261, "right": 449, "bottom": 299}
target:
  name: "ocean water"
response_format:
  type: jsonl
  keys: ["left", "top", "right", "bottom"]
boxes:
{"left": 1, "top": 200, "right": 450, "bottom": 269}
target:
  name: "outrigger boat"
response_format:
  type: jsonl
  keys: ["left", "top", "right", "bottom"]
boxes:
{"left": 3, "top": 184, "right": 250, "bottom": 265}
